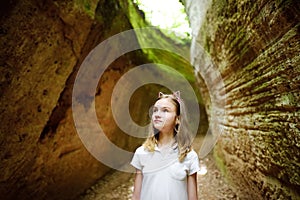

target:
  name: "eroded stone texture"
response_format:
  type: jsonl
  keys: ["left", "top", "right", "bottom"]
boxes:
{"left": 0, "top": 0, "right": 203, "bottom": 199}
{"left": 0, "top": 0, "right": 94, "bottom": 199}
{"left": 186, "top": 0, "right": 300, "bottom": 199}
{"left": 0, "top": 0, "right": 151, "bottom": 199}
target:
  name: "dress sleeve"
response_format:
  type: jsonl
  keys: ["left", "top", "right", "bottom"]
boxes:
{"left": 188, "top": 150, "right": 200, "bottom": 175}
{"left": 130, "top": 146, "right": 143, "bottom": 170}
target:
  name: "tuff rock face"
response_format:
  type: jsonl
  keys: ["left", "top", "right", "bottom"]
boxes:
{"left": 0, "top": 0, "right": 200, "bottom": 199}
{"left": 185, "top": 0, "right": 300, "bottom": 199}
{"left": 0, "top": 0, "right": 148, "bottom": 199}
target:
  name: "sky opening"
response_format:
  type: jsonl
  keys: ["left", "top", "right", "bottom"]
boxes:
{"left": 133, "top": 0, "right": 191, "bottom": 42}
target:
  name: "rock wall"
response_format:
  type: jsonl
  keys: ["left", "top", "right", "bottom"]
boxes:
{"left": 0, "top": 0, "right": 144, "bottom": 199}
{"left": 0, "top": 0, "right": 203, "bottom": 199}
{"left": 186, "top": 0, "right": 300, "bottom": 199}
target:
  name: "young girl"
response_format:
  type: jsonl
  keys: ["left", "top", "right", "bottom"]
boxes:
{"left": 131, "top": 91, "right": 200, "bottom": 200}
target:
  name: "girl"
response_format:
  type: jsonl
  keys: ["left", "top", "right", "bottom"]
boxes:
{"left": 131, "top": 91, "right": 200, "bottom": 200}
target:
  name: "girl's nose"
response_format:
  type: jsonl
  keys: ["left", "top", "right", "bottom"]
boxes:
{"left": 154, "top": 111, "right": 162, "bottom": 118}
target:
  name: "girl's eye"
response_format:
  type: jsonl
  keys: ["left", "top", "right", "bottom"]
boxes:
{"left": 163, "top": 109, "right": 169, "bottom": 112}
{"left": 153, "top": 108, "right": 158, "bottom": 112}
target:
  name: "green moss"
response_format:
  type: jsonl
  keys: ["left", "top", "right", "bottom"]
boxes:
{"left": 74, "top": 0, "right": 98, "bottom": 19}
{"left": 127, "top": 0, "right": 195, "bottom": 83}
{"left": 213, "top": 146, "right": 239, "bottom": 195}
{"left": 213, "top": 146, "right": 228, "bottom": 178}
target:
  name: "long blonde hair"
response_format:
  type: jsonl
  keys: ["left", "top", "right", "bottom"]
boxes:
{"left": 143, "top": 92, "right": 192, "bottom": 162}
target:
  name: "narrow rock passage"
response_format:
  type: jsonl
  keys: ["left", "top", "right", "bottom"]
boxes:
{"left": 79, "top": 135, "right": 239, "bottom": 200}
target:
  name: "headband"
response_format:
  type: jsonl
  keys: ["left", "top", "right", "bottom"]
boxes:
{"left": 158, "top": 91, "right": 181, "bottom": 103}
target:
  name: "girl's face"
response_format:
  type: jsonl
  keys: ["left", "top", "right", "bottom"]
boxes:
{"left": 152, "top": 98, "right": 177, "bottom": 133}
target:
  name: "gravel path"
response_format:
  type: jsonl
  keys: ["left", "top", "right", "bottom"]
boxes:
{"left": 79, "top": 136, "right": 239, "bottom": 200}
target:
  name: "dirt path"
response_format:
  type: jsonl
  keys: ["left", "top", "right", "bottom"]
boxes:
{"left": 79, "top": 136, "right": 239, "bottom": 200}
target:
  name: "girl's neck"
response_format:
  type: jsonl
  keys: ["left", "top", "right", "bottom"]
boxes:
{"left": 158, "top": 132, "right": 174, "bottom": 147}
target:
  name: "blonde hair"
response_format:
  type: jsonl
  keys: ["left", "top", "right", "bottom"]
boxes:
{"left": 143, "top": 92, "right": 192, "bottom": 162}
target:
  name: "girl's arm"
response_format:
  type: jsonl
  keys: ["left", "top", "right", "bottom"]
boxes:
{"left": 187, "top": 173, "right": 198, "bottom": 200}
{"left": 132, "top": 169, "right": 143, "bottom": 200}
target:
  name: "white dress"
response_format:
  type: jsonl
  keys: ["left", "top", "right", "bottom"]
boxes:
{"left": 131, "top": 144, "right": 200, "bottom": 200}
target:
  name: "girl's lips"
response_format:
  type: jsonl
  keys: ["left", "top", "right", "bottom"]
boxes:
{"left": 153, "top": 119, "right": 162, "bottom": 123}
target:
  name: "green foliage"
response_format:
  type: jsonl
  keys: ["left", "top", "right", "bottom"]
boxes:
{"left": 133, "top": 0, "right": 191, "bottom": 44}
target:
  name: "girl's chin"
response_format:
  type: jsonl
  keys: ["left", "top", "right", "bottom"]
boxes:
{"left": 153, "top": 124, "right": 163, "bottom": 130}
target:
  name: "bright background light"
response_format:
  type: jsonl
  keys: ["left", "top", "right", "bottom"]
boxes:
{"left": 134, "top": 0, "right": 191, "bottom": 40}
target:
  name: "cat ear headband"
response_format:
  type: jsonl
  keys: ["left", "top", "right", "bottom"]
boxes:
{"left": 158, "top": 91, "right": 181, "bottom": 103}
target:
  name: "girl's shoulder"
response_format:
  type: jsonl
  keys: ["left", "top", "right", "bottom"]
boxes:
{"left": 185, "top": 149, "right": 199, "bottom": 160}
{"left": 134, "top": 145, "right": 150, "bottom": 154}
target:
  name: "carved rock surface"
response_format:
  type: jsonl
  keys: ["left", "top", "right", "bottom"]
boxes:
{"left": 0, "top": 0, "right": 202, "bottom": 199}
{"left": 0, "top": 0, "right": 149, "bottom": 199}
{"left": 186, "top": 0, "right": 300, "bottom": 199}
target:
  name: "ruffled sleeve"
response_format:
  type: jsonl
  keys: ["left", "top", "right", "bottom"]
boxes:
{"left": 187, "top": 150, "right": 200, "bottom": 175}
{"left": 130, "top": 146, "right": 144, "bottom": 170}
